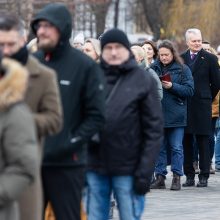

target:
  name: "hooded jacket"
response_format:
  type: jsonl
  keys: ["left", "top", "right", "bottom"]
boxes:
{"left": 0, "top": 58, "right": 38, "bottom": 220}
{"left": 31, "top": 3, "right": 105, "bottom": 166}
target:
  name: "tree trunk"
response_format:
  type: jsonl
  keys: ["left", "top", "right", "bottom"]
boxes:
{"left": 139, "top": 0, "right": 173, "bottom": 40}
{"left": 114, "top": 0, "right": 120, "bottom": 28}
{"left": 90, "top": 0, "right": 112, "bottom": 38}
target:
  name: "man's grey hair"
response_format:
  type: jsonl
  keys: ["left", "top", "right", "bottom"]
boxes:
{"left": 185, "top": 28, "right": 202, "bottom": 42}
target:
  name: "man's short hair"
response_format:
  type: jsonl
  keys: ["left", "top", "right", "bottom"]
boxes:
{"left": 0, "top": 13, "right": 25, "bottom": 36}
{"left": 185, "top": 28, "right": 202, "bottom": 42}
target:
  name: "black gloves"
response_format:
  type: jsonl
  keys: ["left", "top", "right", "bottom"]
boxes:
{"left": 134, "top": 178, "right": 150, "bottom": 195}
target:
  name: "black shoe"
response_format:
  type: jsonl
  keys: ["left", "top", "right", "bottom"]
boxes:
{"left": 150, "top": 175, "right": 166, "bottom": 189}
{"left": 170, "top": 173, "right": 181, "bottom": 190}
{"left": 197, "top": 178, "right": 208, "bottom": 187}
{"left": 182, "top": 178, "right": 195, "bottom": 187}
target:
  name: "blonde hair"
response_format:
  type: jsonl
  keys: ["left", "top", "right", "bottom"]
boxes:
{"left": 131, "top": 45, "right": 145, "bottom": 59}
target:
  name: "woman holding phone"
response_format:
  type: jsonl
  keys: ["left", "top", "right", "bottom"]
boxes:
{"left": 150, "top": 40, "right": 194, "bottom": 190}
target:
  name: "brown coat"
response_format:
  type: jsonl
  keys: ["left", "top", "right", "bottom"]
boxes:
{"left": 25, "top": 55, "right": 63, "bottom": 144}
{"left": 18, "top": 55, "right": 63, "bottom": 220}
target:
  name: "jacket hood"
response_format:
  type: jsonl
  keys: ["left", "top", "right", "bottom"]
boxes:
{"left": 31, "top": 3, "right": 72, "bottom": 42}
{"left": 0, "top": 58, "right": 28, "bottom": 110}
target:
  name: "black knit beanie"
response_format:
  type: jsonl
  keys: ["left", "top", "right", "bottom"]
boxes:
{"left": 101, "top": 28, "right": 130, "bottom": 51}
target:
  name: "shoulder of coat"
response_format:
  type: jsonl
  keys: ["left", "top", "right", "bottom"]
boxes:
{"left": 26, "top": 55, "right": 56, "bottom": 78}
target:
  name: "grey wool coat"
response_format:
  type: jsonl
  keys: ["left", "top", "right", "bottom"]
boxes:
{"left": 0, "top": 58, "right": 38, "bottom": 220}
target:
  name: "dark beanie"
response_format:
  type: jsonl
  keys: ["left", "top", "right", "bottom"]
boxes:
{"left": 101, "top": 28, "right": 130, "bottom": 50}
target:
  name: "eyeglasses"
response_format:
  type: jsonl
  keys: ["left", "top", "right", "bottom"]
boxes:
{"left": 34, "top": 22, "right": 54, "bottom": 31}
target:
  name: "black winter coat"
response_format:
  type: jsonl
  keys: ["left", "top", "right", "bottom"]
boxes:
{"left": 88, "top": 57, "right": 163, "bottom": 186}
{"left": 31, "top": 4, "right": 105, "bottom": 166}
{"left": 182, "top": 49, "right": 220, "bottom": 135}
{"left": 151, "top": 60, "right": 194, "bottom": 127}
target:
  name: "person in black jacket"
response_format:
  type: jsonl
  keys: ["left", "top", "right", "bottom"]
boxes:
{"left": 86, "top": 28, "right": 163, "bottom": 220}
{"left": 150, "top": 40, "right": 194, "bottom": 190}
{"left": 30, "top": 3, "right": 105, "bottom": 220}
{"left": 181, "top": 28, "right": 220, "bottom": 188}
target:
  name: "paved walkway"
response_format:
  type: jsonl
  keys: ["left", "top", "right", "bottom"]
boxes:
{"left": 113, "top": 168, "right": 220, "bottom": 220}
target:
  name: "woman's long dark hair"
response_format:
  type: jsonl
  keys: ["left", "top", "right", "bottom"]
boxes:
{"left": 158, "top": 40, "right": 184, "bottom": 65}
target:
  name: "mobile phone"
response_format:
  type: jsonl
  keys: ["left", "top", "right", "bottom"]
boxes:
{"left": 159, "top": 73, "right": 171, "bottom": 82}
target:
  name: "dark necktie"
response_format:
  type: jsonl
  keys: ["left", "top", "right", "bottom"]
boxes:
{"left": 191, "top": 53, "right": 196, "bottom": 60}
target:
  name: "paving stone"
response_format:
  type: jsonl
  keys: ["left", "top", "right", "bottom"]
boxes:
{"left": 112, "top": 169, "right": 220, "bottom": 220}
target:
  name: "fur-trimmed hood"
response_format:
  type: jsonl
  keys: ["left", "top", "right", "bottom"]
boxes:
{"left": 0, "top": 58, "right": 28, "bottom": 110}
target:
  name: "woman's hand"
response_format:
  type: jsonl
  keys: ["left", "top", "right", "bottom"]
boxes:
{"left": 162, "top": 80, "right": 172, "bottom": 89}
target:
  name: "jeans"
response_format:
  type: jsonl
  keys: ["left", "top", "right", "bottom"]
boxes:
{"left": 155, "top": 127, "right": 184, "bottom": 177}
{"left": 86, "top": 172, "right": 145, "bottom": 220}
{"left": 215, "top": 126, "right": 220, "bottom": 168}
{"left": 209, "top": 118, "right": 217, "bottom": 163}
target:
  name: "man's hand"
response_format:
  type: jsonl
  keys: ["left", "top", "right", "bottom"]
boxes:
{"left": 134, "top": 178, "right": 150, "bottom": 195}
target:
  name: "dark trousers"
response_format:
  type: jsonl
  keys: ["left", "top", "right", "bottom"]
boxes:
{"left": 193, "top": 118, "right": 217, "bottom": 164}
{"left": 183, "top": 134, "right": 210, "bottom": 180}
{"left": 42, "top": 166, "right": 85, "bottom": 220}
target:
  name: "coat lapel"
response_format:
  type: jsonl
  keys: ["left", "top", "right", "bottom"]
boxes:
{"left": 192, "top": 49, "right": 205, "bottom": 73}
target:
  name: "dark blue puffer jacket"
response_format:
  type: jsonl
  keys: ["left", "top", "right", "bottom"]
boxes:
{"left": 151, "top": 60, "right": 194, "bottom": 127}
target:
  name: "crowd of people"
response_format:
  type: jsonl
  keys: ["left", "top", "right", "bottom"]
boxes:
{"left": 0, "top": 2, "right": 220, "bottom": 220}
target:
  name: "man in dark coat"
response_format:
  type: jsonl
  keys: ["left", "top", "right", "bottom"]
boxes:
{"left": 31, "top": 3, "right": 105, "bottom": 220}
{"left": 86, "top": 28, "right": 163, "bottom": 220}
{"left": 181, "top": 28, "right": 220, "bottom": 187}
